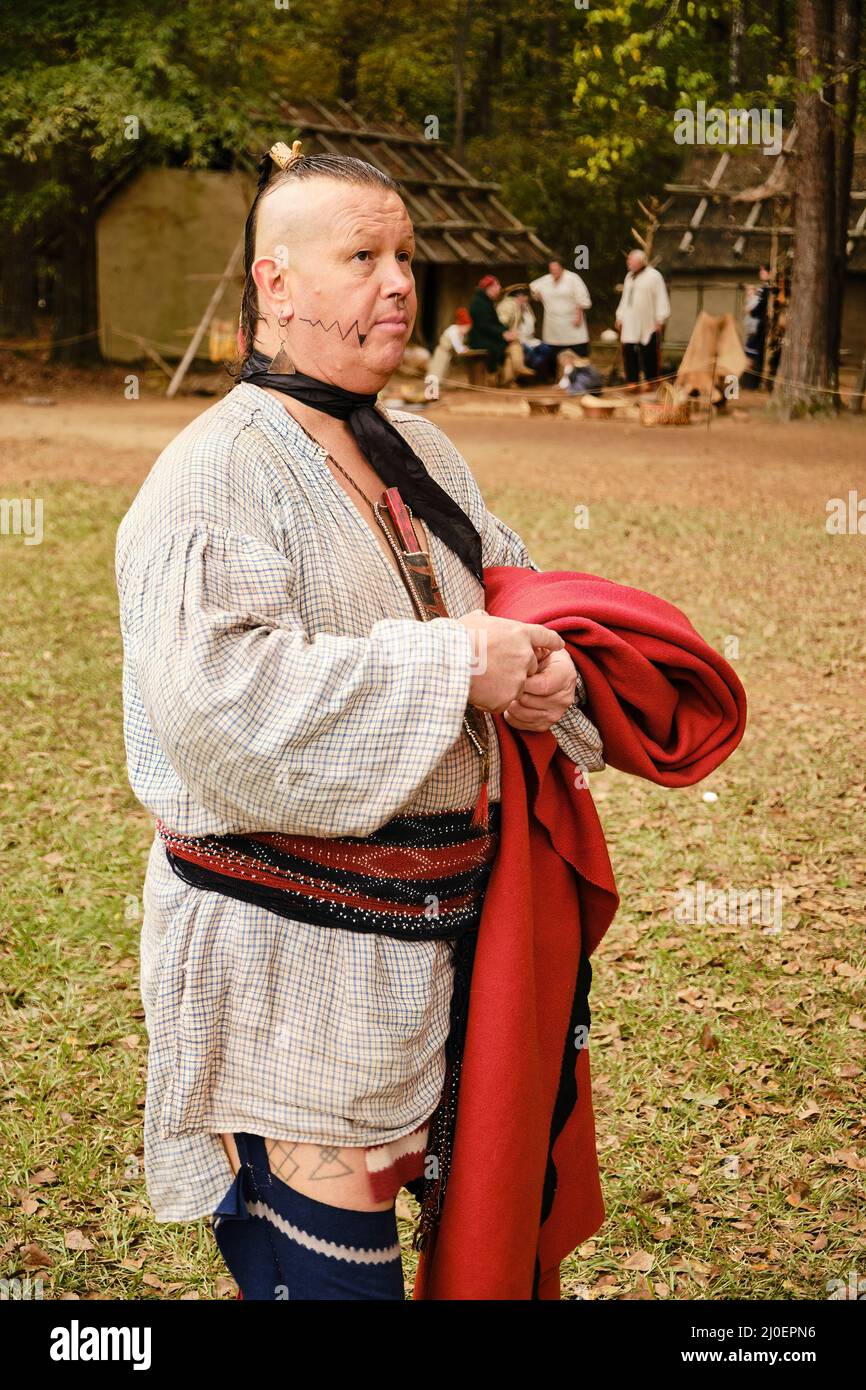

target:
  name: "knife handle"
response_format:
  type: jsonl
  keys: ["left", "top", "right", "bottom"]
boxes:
{"left": 382, "top": 485, "right": 421, "bottom": 551}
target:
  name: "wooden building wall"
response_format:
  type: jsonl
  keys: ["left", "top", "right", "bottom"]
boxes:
{"left": 664, "top": 269, "right": 866, "bottom": 359}
{"left": 97, "top": 167, "right": 253, "bottom": 364}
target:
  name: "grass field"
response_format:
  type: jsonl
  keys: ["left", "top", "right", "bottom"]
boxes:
{"left": 1, "top": 391, "right": 864, "bottom": 1299}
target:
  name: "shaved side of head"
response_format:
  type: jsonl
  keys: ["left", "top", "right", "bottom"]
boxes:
{"left": 254, "top": 177, "right": 335, "bottom": 265}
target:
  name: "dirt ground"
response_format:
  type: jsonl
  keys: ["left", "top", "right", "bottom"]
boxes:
{"left": 2, "top": 377, "right": 864, "bottom": 518}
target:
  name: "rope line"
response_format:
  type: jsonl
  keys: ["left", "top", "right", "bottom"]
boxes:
{"left": 0, "top": 325, "right": 208, "bottom": 356}
{"left": 431, "top": 360, "right": 859, "bottom": 403}
{"left": 1, "top": 331, "right": 859, "bottom": 402}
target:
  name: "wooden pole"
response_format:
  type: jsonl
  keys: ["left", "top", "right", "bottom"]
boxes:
{"left": 851, "top": 342, "right": 866, "bottom": 412}
{"left": 762, "top": 228, "right": 779, "bottom": 388}
{"left": 166, "top": 236, "right": 244, "bottom": 398}
{"left": 124, "top": 331, "right": 174, "bottom": 379}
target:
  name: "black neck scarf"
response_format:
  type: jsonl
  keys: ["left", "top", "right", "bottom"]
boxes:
{"left": 238, "top": 349, "right": 485, "bottom": 584}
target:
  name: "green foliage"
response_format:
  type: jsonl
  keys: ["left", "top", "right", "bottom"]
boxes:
{"left": 0, "top": 0, "right": 806, "bottom": 321}
{"left": 569, "top": 3, "right": 794, "bottom": 190}
{"left": 0, "top": 0, "right": 289, "bottom": 226}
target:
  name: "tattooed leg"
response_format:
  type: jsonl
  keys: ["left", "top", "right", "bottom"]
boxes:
{"left": 213, "top": 1132, "right": 404, "bottom": 1300}
{"left": 219, "top": 1132, "right": 391, "bottom": 1212}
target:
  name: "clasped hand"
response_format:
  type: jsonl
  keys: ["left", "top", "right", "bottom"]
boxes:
{"left": 502, "top": 645, "right": 576, "bottom": 732}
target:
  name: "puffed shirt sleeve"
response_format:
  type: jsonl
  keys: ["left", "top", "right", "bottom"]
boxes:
{"left": 121, "top": 523, "right": 477, "bottom": 837}
{"left": 572, "top": 273, "right": 592, "bottom": 310}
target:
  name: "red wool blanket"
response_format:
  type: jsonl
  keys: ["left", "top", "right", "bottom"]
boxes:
{"left": 413, "top": 566, "right": 747, "bottom": 1301}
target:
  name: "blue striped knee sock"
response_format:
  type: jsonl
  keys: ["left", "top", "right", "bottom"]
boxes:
{"left": 211, "top": 1132, "right": 405, "bottom": 1301}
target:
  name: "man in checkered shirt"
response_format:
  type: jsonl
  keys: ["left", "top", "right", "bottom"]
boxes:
{"left": 115, "top": 145, "right": 604, "bottom": 1299}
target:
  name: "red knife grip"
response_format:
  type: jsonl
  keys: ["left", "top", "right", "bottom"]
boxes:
{"left": 382, "top": 486, "right": 420, "bottom": 551}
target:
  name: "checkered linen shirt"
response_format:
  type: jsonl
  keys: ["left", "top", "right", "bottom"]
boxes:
{"left": 115, "top": 381, "right": 604, "bottom": 1221}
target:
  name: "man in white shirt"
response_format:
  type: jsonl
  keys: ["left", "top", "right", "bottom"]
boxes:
{"left": 615, "top": 249, "right": 671, "bottom": 390}
{"left": 529, "top": 259, "right": 592, "bottom": 379}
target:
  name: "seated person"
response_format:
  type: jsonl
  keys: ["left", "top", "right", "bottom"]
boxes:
{"left": 427, "top": 306, "right": 472, "bottom": 387}
{"left": 467, "top": 275, "right": 519, "bottom": 384}
{"left": 497, "top": 289, "right": 542, "bottom": 376}
{"left": 558, "top": 352, "right": 604, "bottom": 397}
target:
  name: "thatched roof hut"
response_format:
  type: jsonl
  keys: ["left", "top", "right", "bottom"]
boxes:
{"left": 648, "top": 133, "right": 866, "bottom": 355}
{"left": 97, "top": 96, "right": 553, "bottom": 366}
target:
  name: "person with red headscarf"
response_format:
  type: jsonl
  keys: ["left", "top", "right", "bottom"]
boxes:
{"left": 467, "top": 274, "right": 519, "bottom": 382}
{"left": 428, "top": 305, "right": 473, "bottom": 388}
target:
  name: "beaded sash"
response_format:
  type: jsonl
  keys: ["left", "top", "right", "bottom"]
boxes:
{"left": 156, "top": 805, "right": 500, "bottom": 940}
{"left": 157, "top": 805, "right": 501, "bottom": 1252}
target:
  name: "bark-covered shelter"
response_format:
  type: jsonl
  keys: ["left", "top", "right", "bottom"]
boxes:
{"left": 649, "top": 134, "right": 866, "bottom": 359}
{"left": 96, "top": 96, "right": 554, "bottom": 366}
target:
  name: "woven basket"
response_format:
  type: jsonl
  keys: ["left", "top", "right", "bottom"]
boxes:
{"left": 639, "top": 382, "right": 691, "bottom": 427}
{"left": 208, "top": 318, "right": 237, "bottom": 364}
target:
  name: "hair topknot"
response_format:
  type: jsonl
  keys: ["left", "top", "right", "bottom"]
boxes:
{"left": 256, "top": 139, "right": 304, "bottom": 190}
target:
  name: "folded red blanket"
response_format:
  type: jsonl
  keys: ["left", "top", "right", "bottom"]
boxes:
{"left": 490, "top": 567, "right": 747, "bottom": 785}
{"left": 412, "top": 566, "right": 747, "bottom": 1300}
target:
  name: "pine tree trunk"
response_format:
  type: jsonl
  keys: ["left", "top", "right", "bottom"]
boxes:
{"left": 544, "top": 11, "right": 561, "bottom": 126}
{"left": 0, "top": 221, "right": 37, "bottom": 339}
{"left": 453, "top": 0, "right": 475, "bottom": 164}
{"left": 52, "top": 173, "right": 101, "bottom": 364}
{"left": 828, "top": 0, "right": 862, "bottom": 401}
{"left": 0, "top": 159, "right": 38, "bottom": 340}
{"left": 774, "top": 0, "right": 836, "bottom": 416}
{"left": 729, "top": 0, "right": 744, "bottom": 94}
{"left": 470, "top": 17, "right": 503, "bottom": 139}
